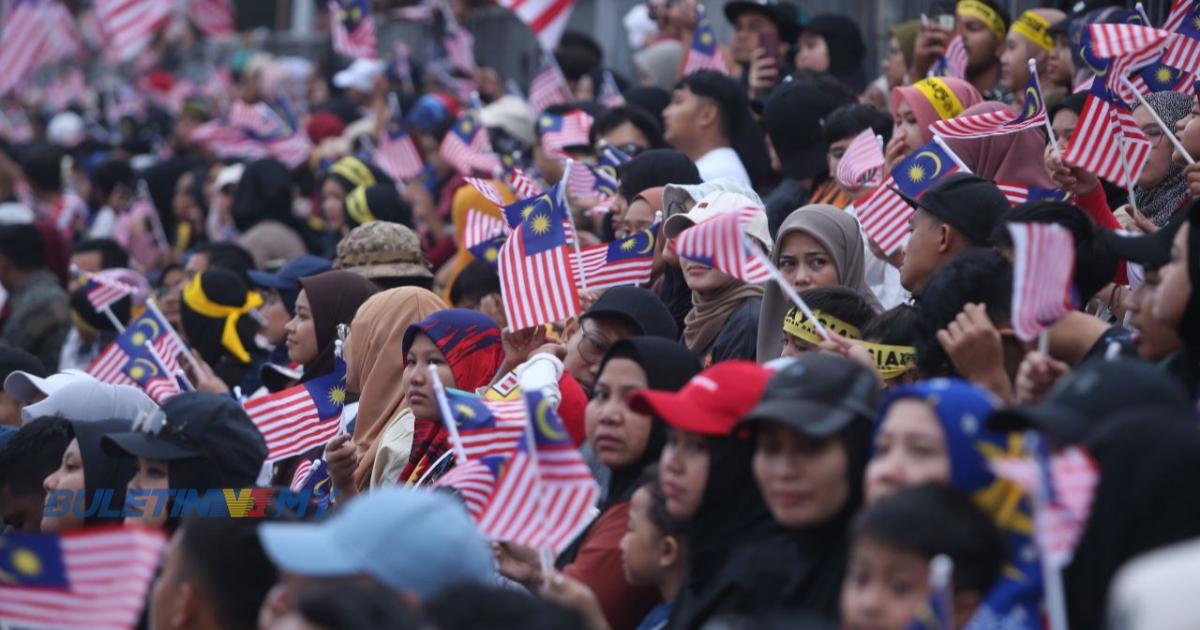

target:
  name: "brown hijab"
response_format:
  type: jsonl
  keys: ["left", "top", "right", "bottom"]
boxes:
{"left": 347, "top": 287, "right": 446, "bottom": 488}
{"left": 943, "top": 101, "right": 1056, "bottom": 189}
{"left": 296, "top": 271, "right": 379, "bottom": 381}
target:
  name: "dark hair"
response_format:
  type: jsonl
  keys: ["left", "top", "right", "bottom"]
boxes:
{"left": 193, "top": 242, "right": 255, "bottom": 284}
{"left": 20, "top": 145, "right": 63, "bottom": 192}
{"left": 853, "top": 483, "right": 1006, "bottom": 597}
{"left": 449, "top": 259, "right": 501, "bottom": 308}
{"left": 0, "top": 224, "right": 45, "bottom": 270}
{"left": 862, "top": 304, "right": 920, "bottom": 346}
{"left": 990, "top": 201, "right": 1117, "bottom": 302}
{"left": 157, "top": 262, "right": 185, "bottom": 288}
{"left": 589, "top": 106, "right": 665, "bottom": 150}
{"left": 555, "top": 31, "right": 604, "bottom": 80}
{"left": 0, "top": 417, "right": 72, "bottom": 497}
{"left": 800, "top": 286, "right": 877, "bottom": 333}
{"left": 678, "top": 71, "right": 747, "bottom": 140}
{"left": 90, "top": 158, "right": 136, "bottom": 201}
{"left": 74, "top": 238, "right": 130, "bottom": 270}
{"left": 915, "top": 249, "right": 1013, "bottom": 376}
{"left": 292, "top": 580, "right": 426, "bottom": 630}
{"left": 424, "top": 584, "right": 586, "bottom": 630}
{"left": 176, "top": 518, "right": 278, "bottom": 630}
{"left": 636, "top": 465, "right": 685, "bottom": 539}
{"left": 823, "top": 103, "right": 894, "bottom": 146}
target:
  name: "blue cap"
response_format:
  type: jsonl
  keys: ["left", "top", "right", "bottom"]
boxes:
{"left": 258, "top": 487, "right": 493, "bottom": 598}
{"left": 247, "top": 255, "right": 332, "bottom": 314}
{"left": 0, "top": 426, "right": 16, "bottom": 449}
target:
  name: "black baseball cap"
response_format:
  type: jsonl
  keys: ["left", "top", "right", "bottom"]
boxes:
{"left": 988, "top": 358, "right": 1192, "bottom": 443}
{"left": 724, "top": 1, "right": 804, "bottom": 44}
{"left": 102, "top": 392, "right": 268, "bottom": 486}
{"left": 581, "top": 286, "right": 677, "bottom": 340}
{"left": 895, "top": 173, "right": 1010, "bottom": 246}
{"left": 1100, "top": 211, "right": 1186, "bottom": 270}
{"left": 740, "top": 354, "right": 881, "bottom": 436}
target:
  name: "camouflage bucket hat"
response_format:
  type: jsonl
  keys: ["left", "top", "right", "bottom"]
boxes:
{"left": 334, "top": 221, "right": 433, "bottom": 280}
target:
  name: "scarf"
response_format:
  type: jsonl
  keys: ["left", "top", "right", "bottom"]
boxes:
{"left": 396, "top": 309, "right": 504, "bottom": 484}
{"left": 296, "top": 271, "right": 378, "bottom": 382}
{"left": 1134, "top": 91, "right": 1194, "bottom": 227}
{"left": 349, "top": 288, "right": 446, "bottom": 489}
{"left": 683, "top": 280, "right": 763, "bottom": 356}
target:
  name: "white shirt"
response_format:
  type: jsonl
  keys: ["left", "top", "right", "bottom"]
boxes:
{"left": 694, "top": 147, "right": 751, "bottom": 187}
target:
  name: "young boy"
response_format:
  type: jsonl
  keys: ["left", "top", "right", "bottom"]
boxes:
{"left": 841, "top": 483, "right": 1006, "bottom": 630}
{"left": 780, "top": 286, "right": 877, "bottom": 358}
{"left": 620, "top": 470, "right": 686, "bottom": 630}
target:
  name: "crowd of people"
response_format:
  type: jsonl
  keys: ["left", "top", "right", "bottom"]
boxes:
{"left": 2, "top": 0, "right": 1200, "bottom": 628}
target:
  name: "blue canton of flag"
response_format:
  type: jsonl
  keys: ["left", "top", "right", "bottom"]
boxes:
{"left": 606, "top": 229, "right": 654, "bottom": 262}
{"left": 335, "top": 0, "right": 369, "bottom": 30}
{"left": 299, "top": 459, "right": 333, "bottom": 509}
{"left": 904, "top": 556, "right": 953, "bottom": 630}
{"left": 519, "top": 191, "right": 569, "bottom": 255}
{"left": 891, "top": 141, "right": 958, "bottom": 199}
{"left": 468, "top": 235, "right": 506, "bottom": 270}
{"left": 599, "top": 143, "right": 632, "bottom": 168}
{"left": 1028, "top": 187, "right": 1071, "bottom": 203}
{"left": 1073, "top": 9, "right": 1141, "bottom": 79}
{"left": 0, "top": 533, "right": 68, "bottom": 588}
{"left": 1138, "top": 59, "right": 1189, "bottom": 92}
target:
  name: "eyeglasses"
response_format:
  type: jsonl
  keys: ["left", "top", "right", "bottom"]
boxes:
{"left": 578, "top": 322, "right": 614, "bottom": 364}
{"left": 1142, "top": 127, "right": 1167, "bottom": 146}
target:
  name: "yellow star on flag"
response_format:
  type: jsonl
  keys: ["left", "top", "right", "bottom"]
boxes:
{"left": 907, "top": 164, "right": 927, "bottom": 183}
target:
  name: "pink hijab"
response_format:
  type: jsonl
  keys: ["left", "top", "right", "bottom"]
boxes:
{"left": 892, "top": 77, "right": 983, "bottom": 144}
{"left": 943, "top": 101, "right": 1056, "bottom": 189}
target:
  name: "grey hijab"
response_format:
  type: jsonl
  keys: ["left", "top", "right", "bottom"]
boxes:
{"left": 1134, "top": 91, "right": 1194, "bottom": 226}
{"left": 755, "top": 205, "right": 882, "bottom": 361}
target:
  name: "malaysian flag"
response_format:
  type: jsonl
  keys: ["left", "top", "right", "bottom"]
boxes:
{"left": 1087, "top": 22, "right": 1171, "bottom": 62}
{"left": 538, "top": 109, "right": 593, "bottom": 156}
{"left": 191, "top": 101, "right": 314, "bottom": 169}
{"left": 244, "top": 358, "right": 347, "bottom": 462}
{"left": 289, "top": 457, "right": 333, "bottom": 509}
{"left": 443, "top": 14, "right": 476, "bottom": 73}
{"left": 329, "top": 0, "right": 377, "bottom": 59}
{"left": 565, "top": 160, "right": 618, "bottom": 201}
{"left": 682, "top": 5, "right": 728, "bottom": 76}
{"left": 598, "top": 143, "right": 632, "bottom": 168}
{"left": 188, "top": 0, "right": 236, "bottom": 38}
{"left": 577, "top": 224, "right": 657, "bottom": 289}
{"left": 931, "top": 72, "right": 1048, "bottom": 139}
{"left": 497, "top": 0, "right": 576, "bottom": 49}
{"left": 464, "top": 208, "right": 509, "bottom": 268}
{"left": 0, "top": 526, "right": 167, "bottom": 630}
{"left": 45, "top": 68, "right": 86, "bottom": 111}
{"left": 1161, "top": 0, "right": 1200, "bottom": 73}
{"left": 507, "top": 167, "right": 544, "bottom": 199}
{"left": 444, "top": 389, "right": 527, "bottom": 460}
{"left": 529, "top": 50, "right": 572, "bottom": 114}
{"left": 856, "top": 140, "right": 961, "bottom": 255}
{"left": 675, "top": 209, "right": 772, "bottom": 283}
{"left": 1007, "top": 223, "right": 1077, "bottom": 341}
{"left": 907, "top": 556, "right": 955, "bottom": 630}
{"left": 93, "top": 0, "right": 173, "bottom": 62}
{"left": 88, "top": 309, "right": 187, "bottom": 404}
{"left": 0, "top": 1, "right": 65, "bottom": 94}
{"left": 835, "top": 129, "right": 885, "bottom": 190}
{"left": 440, "top": 102, "right": 501, "bottom": 176}
{"left": 996, "top": 182, "right": 1071, "bottom": 206}
{"left": 374, "top": 108, "right": 424, "bottom": 181}
{"left": 598, "top": 70, "right": 624, "bottom": 107}
{"left": 1063, "top": 76, "right": 1152, "bottom": 188}
{"left": 476, "top": 389, "right": 598, "bottom": 551}
{"left": 497, "top": 185, "right": 582, "bottom": 330}
{"left": 433, "top": 458, "right": 500, "bottom": 520}
{"left": 466, "top": 177, "right": 508, "bottom": 207}
{"left": 81, "top": 275, "right": 135, "bottom": 313}
{"left": 929, "top": 35, "right": 967, "bottom": 79}
{"left": 1128, "top": 57, "right": 1195, "bottom": 94}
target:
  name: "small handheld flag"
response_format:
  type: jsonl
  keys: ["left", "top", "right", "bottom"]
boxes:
{"left": 244, "top": 358, "right": 348, "bottom": 462}
{"left": 1007, "top": 222, "right": 1077, "bottom": 342}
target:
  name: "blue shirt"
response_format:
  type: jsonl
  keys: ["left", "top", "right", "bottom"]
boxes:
{"left": 636, "top": 601, "right": 673, "bottom": 630}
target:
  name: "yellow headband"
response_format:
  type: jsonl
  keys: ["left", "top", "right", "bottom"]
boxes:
{"left": 783, "top": 308, "right": 861, "bottom": 344}
{"left": 1011, "top": 10, "right": 1054, "bottom": 52}
{"left": 345, "top": 186, "right": 376, "bottom": 226}
{"left": 861, "top": 342, "right": 917, "bottom": 380}
{"left": 331, "top": 158, "right": 376, "bottom": 189}
{"left": 183, "top": 274, "right": 263, "bottom": 364}
{"left": 957, "top": 0, "right": 1006, "bottom": 42}
{"left": 915, "top": 78, "right": 966, "bottom": 121}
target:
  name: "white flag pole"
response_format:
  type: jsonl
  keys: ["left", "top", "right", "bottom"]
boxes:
{"left": 518, "top": 389, "right": 555, "bottom": 587}
{"left": 1025, "top": 431, "right": 1071, "bottom": 630}
{"left": 428, "top": 365, "right": 469, "bottom": 466}
{"left": 932, "top": 134, "right": 974, "bottom": 174}
{"left": 561, "top": 163, "right": 590, "bottom": 296}
{"left": 1029, "top": 59, "right": 1062, "bottom": 158}
{"left": 1120, "top": 75, "right": 1195, "bottom": 164}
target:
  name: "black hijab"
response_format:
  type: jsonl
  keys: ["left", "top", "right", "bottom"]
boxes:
{"left": 180, "top": 268, "right": 263, "bottom": 389}
{"left": 617, "top": 149, "right": 701, "bottom": 203}
{"left": 344, "top": 183, "right": 414, "bottom": 229}
{"left": 295, "top": 270, "right": 379, "bottom": 382}
{"left": 71, "top": 418, "right": 135, "bottom": 526}
{"left": 802, "top": 14, "right": 867, "bottom": 93}
{"left": 230, "top": 158, "right": 301, "bottom": 234}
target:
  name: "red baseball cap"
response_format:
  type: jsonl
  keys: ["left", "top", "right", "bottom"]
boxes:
{"left": 628, "top": 360, "right": 772, "bottom": 437}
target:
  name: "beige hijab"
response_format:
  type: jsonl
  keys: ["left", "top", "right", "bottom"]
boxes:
{"left": 348, "top": 287, "right": 446, "bottom": 489}
{"left": 756, "top": 205, "right": 882, "bottom": 361}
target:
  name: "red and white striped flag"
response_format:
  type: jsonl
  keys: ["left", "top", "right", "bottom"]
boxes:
{"left": 290, "top": 458, "right": 316, "bottom": 490}
{"left": 681, "top": 5, "right": 728, "bottom": 76}
{"left": 930, "top": 72, "right": 1048, "bottom": 139}
{"left": 538, "top": 109, "right": 593, "bottom": 156}
{"left": 835, "top": 129, "right": 884, "bottom": 190}
{"left": 576, "top": 225, "right": 657, "bottom": 290}
{"left": 440, "top": 106, "right": 501, "bottom": 176}
{"left": 433, "top": 459, "right": 498, "bottom": 520}
{"left": 244, "top": 360, "right": 347, "bottom": 462}
{"left": 464, "top": 208, "right": 510, "bottom": 250}
{"left": 83, "top": 275, "right": 134, "bottom": 313}
{"left": 1087, "top": 23, "right": 1171, "bottom": 61}
{"left": 448, "top": 395, "right": 528, "bottom": 461}
{"left": 529, "top": 51, "right": 572, "bottom": 114}
{"left": 497, "top": 186, "right": 581, "bottom": 329}
{"left": 443, "top": 19, "right": 476, "bottom": 73}
{"left": 508, "top": 167, "right": 544, "bottom": 199}
{"left": 0, "top": 526, "right": 167, "bottom": 630}
{"left": 188, "top": 0, "right": 236, "bottom": 38}
{"left": 1007, "top": 222, "right": 1077, "bottom": 341}
{"left": 675, "top": 209, "right": 772, "bottom": 283}
{"left": 374, "top": 115, "right": 424, "bottom": 181}
{"left": 93, "top": 0, "right": 173, "bottom": 62}
{"left": 329, "top": 0, "right": 377, "bottom": 59}
{"left": 1162, "top": 0, "right": 1200, "bottom": 73}
{"left": 476, "top": 390, "right": 598, "bottom": 551}
{"left": 0, "top": 1, "right": 63, "bottom": 95}
{"left": 1063, "top": 85, "right": 1152, "bottom": 187}
{"left": 598, "top": 70, "right": 624, "bottom": 107}
{"left": 466, "top": 178, "right": 508, "bottom": 207}
{"left": 497, "top": 0, "right": 575, "bottom": 49}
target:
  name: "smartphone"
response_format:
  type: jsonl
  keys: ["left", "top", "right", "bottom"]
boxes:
{"left": 758, "top": 30, "right": 782, "bottom": 66}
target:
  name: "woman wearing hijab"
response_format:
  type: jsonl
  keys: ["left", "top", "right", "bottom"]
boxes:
{"left": 40, "top": 418, "right": 135, "bottom": 532}
{"left": 328, "top": 287, "right": 446, "bottom": 495}
{"left": 371, "top": 309, "right": 505, "bottom": 487}
{"left": 559, "top": 338, "right": 701, "bottom": 630}
{"left": 1154, "top": 199, "right": 1200, "bottom": 397}
{"left": 320, "top": 156, "right": 393, "bottom": 239}
{"left": 182, "top": 268, "right": 266, "bottom": 394}
{"left": 794, "top": 14, "right": 869, "bottom": 93}
{"left": 343, "top": 184, "right": 414, "bottom": 231}
{"left": 231, "top": 158, "right": 310, "bottom": 268}
{"left": 886, "top": 78, "right": 983, "bottom": 171}
{"left": 287, "top": 270, "right": 379, "bottom": 382}
{"left": 865, "top": 379, "right": 1042, "bottom": 628}
{"left": 944, "top": 101, "right": 1056, "bottom": 191}
{"left": 756, "top": 205, "right": 882, "bottom": 361}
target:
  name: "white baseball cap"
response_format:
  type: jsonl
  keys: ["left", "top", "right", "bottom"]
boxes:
{"left": 333, "top": 59, "right": 386, "bottom": 94}
{"left": 663, "top": 190, "right": 773, "bottom": 253}
{"left": 21, "top": 380, "right": 158, "bottom": 425}
{"left": 4, "top": 369, "right": 94, "bottom": 404}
